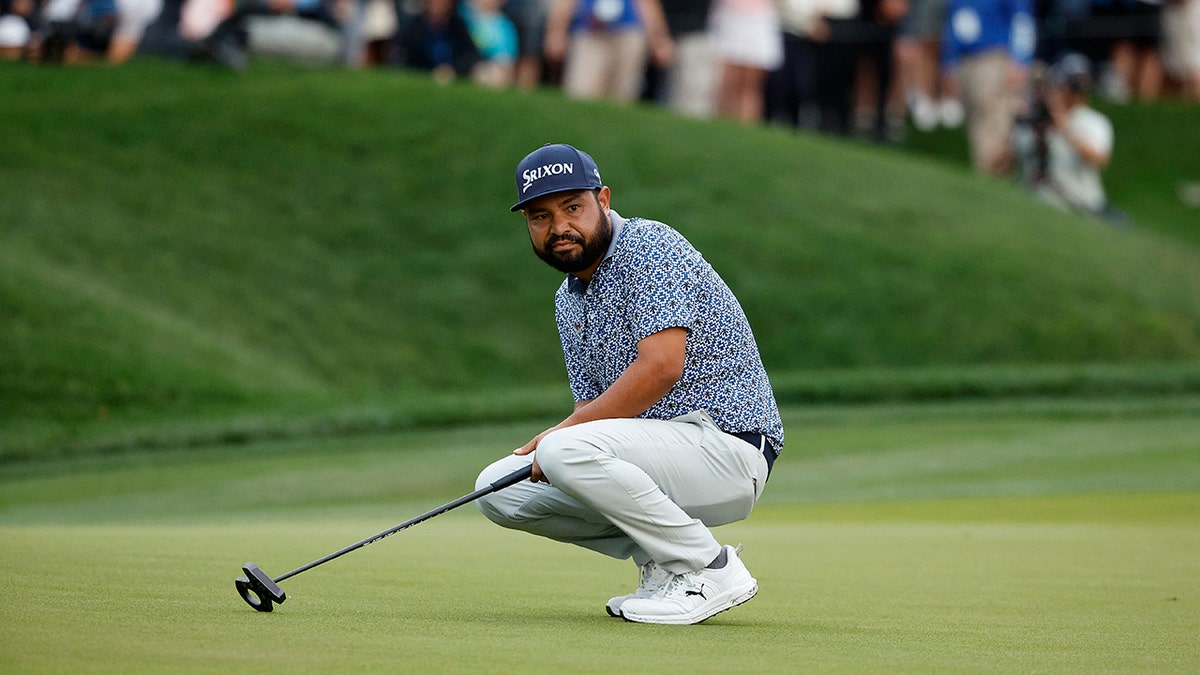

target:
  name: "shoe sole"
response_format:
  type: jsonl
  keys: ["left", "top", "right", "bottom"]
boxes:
{"left": 620, "top": 581, "right": 758, "bottom": 625}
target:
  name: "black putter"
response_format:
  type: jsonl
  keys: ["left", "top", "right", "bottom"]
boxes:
{"left": 235, "top": 464, "right": 533, "bottom": 612}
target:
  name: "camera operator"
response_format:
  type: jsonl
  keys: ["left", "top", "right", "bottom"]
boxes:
{"left": 1013, "top": 53, "right": 1125, "bottom": 225}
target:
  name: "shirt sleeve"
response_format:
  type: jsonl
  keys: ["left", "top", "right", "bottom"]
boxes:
{"left": 1073, "top": 109, "right": 1114, "bottom": 158}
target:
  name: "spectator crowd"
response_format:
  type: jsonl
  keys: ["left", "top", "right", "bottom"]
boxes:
{"left": 3, "top": 0, "right": 1198, "bottom": 220}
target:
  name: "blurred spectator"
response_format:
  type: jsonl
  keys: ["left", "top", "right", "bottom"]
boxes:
{"left": 460, "top": 0, "right": 519, "bottom": 86}
{"left": 0, "top": 0, "right": 34, "bottom": 59}
{"left": 709, "top": 0, "right": 783, "bottom": 122}
{"left": 503, "top": 0, "right": 550, "bottom": 89}
{"left": 356, "top": 0, "right": 400, "bottom": 64}
{"left": 940, "top": 0, "right": 1036, "bottom": 175}
{"left": 651, "top": 0, "right": 717, "bottom": 117}
{"left": 1089, "top": 0, "right": 1163, "bottom": 101}
{"left": 130, "top": 0, "right": 204, "bottom": 58}
{"left": 0, "top": 14, "right": 31, "bottom": 57}
{"left": 767, "top": 0, "right": 823, "bottom": 128}
{"left": 1162, "top": 0, "right": 1200, "bottom": 100}
{"left": 810, "top": 0, "right": 862, "bottom": 135}
{"left": 197, "top": 0, "right": 342, "bottom": 69}
{"left": 543, "top": 0, "right": 674, "bottom": 102}
{"left": 1037, "top": 0, "right": 1089, "bottom": 62}
{"left": 852, "top": 0, "right": 907, "bottom": 141}
{"left": 395, "top": 0, "right": 481, "bottom": 81}
{"left": 179, "top": 0, "right": 232, "bottom": 42}
{"left": 40, "top": 0, "right": 163, "bottom": 62}
{"left": 1012, "top": 53, "right": 1122, "bottom": 222}
{"left": 895, "top": 0, "right": 961, "bottom": 130}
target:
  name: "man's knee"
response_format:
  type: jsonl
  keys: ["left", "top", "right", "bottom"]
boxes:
{"left": 533, "top": 426, "right": 600, "bottom": 484}
{"left": 475, "top": 490, "right": 507, "bottom": 526}
{"left": 475, "top": 459, "right": 521, "bottom": 525}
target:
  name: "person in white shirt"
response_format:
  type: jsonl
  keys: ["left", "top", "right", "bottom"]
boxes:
{"left": 1013, "top": 53, "right": 1122, "bottom": 223}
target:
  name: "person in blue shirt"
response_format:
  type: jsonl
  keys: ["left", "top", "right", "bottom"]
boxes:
{"left": 543, "top": 0, "right": 674, "bottom": 102}
{"left": 459, "top": 0, "right": 519, "bottom": 86}
{"left": 939, "top": 0, "right": 1036, "bottom": 175}
{"left": 475, "top": 143, "right": 783, "bottom": 625}
{"left": 393, "top": 0, "right": 483, "bottom": 81}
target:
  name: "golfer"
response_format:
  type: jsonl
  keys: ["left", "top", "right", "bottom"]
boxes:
{"left": 475, "top": 143, "right": 784, "bottom": 624}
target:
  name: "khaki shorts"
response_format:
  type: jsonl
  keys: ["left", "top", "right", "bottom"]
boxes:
{"left": 562, "top": 28, "right": 648, "bottom": 103}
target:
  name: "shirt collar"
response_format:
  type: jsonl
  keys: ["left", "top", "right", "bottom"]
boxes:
{"left": 567, "top": 209, "right": 625, "bottom": 295}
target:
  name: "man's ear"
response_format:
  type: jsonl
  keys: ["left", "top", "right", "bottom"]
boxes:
{"left": 597, "top": 186, "right": 611, "bottom": 211}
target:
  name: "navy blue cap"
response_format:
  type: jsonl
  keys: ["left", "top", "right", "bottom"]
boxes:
{"left": 511, "top": 143, "right": 603, "bottom": 212}
{"left": 1050, "top": 52, "right": 1092, "bottom": 93}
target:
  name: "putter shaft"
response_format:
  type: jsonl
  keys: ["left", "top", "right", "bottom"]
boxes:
{"left": 237, "top": 463, "right": 532, "bottom": 611}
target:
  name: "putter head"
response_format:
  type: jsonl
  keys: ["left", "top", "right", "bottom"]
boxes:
{"left": 235, "top": 563, "right": 287, "bottom": 612}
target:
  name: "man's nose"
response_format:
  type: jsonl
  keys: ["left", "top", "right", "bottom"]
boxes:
{"left": 548, "top": 212, "right": 572, "bottom": 234}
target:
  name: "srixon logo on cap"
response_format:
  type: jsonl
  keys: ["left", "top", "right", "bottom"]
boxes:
{"left": 522, "top": 162, "right": 575, "bottom": 193}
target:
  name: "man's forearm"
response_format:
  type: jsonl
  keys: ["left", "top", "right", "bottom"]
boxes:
{"left": 559, "top": 327, "right": 688, "bottom": 429}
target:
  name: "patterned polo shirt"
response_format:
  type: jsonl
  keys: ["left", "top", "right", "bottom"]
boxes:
{"left": 554, "top": 211, "right": 784, "bottom": 454}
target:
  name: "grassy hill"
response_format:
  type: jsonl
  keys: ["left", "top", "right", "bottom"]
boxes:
{"left": 900, "top": 98, "right": 1200, "bottom": 247}
{"left": 3, "top": 59, "right": 1200, "bottom": 457}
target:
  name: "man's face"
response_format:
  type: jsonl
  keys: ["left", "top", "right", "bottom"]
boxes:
{"left": 523, "top": 188, "right": 612, "bottom": 277}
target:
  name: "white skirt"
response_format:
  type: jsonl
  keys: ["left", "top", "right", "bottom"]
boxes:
{"left": 709, "top": 4, "right": 783, "bottom": 70}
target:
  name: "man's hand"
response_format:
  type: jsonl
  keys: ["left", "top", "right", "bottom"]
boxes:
{"left": 514, "top": 428, "right": 555, "bottom": 483}
{"left": 511, "top": 327, "right": 688, "bottom": 484}
{"left": 1046, "top": 87, "right": 1070, "bottom": 128}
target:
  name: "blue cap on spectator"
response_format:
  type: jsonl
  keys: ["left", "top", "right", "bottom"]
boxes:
{"left": 511, "top": 144, "right": 603, "bottom": 212}
{"left": 1050, "top": 53, "right": 1092, "bottom": 93}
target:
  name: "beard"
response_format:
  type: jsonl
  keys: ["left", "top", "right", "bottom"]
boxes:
{"left": 533, "top": 209, "right": 613, "bottom": 275}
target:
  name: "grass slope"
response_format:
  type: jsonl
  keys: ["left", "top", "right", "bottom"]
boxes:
{"left": 1, "top": 400, "right": 1197, "bottom": 672}
{"left": 3, "top": 60, "right": 1200, "bottom": 447}
{"left": 900, "top": 98, "right": 1200, "bottom": 247}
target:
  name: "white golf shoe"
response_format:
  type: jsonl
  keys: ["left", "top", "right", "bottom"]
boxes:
{"left": 619, "top": 545, "right": 758, "bottom": 625}
{"left": 606, "top": 559, "right": 671, "bottom": 617}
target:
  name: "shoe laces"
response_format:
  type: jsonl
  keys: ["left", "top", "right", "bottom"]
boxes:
{"left": 656, "top": 545, "right": 743, "bottom": 600}
{"left": 656, "top": 569, "right": 705, "bottom": 601}
{"left": 638, "top": 560, "right": 670, "bottom": 592}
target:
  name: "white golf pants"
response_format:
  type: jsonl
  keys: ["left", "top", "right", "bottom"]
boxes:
{"left": 475, "top": 410, "right": 768, "bottom": 574}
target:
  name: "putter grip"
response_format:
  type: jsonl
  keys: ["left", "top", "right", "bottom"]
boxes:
{"left": 491, "top": 464, "right": 533, "bottom": 491}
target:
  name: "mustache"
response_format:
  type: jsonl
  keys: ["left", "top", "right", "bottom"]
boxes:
{"left": 547, "top": 232, "right": 584, "bottom": 247}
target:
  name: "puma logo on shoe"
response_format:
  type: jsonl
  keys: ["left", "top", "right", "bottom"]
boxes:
{"left": 684, "top": 585, "right": 708, "bottom": 599}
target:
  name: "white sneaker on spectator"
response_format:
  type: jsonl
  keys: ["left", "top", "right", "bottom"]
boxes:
{"left": 910, "top": 93, "right": 938, "bottom": 132}
{"left": 939, "top": 98, "right": 965, "bottom": 129}
{"left": 620, "top": 545, "right": 757, "bottom": 625}
{"left": 606, "top": 560, "right": 670, "bottom": 617}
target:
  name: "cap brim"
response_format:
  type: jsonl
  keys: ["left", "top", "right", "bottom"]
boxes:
{"left": 510, "top": 187, "right": 584, "bottom": 212}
